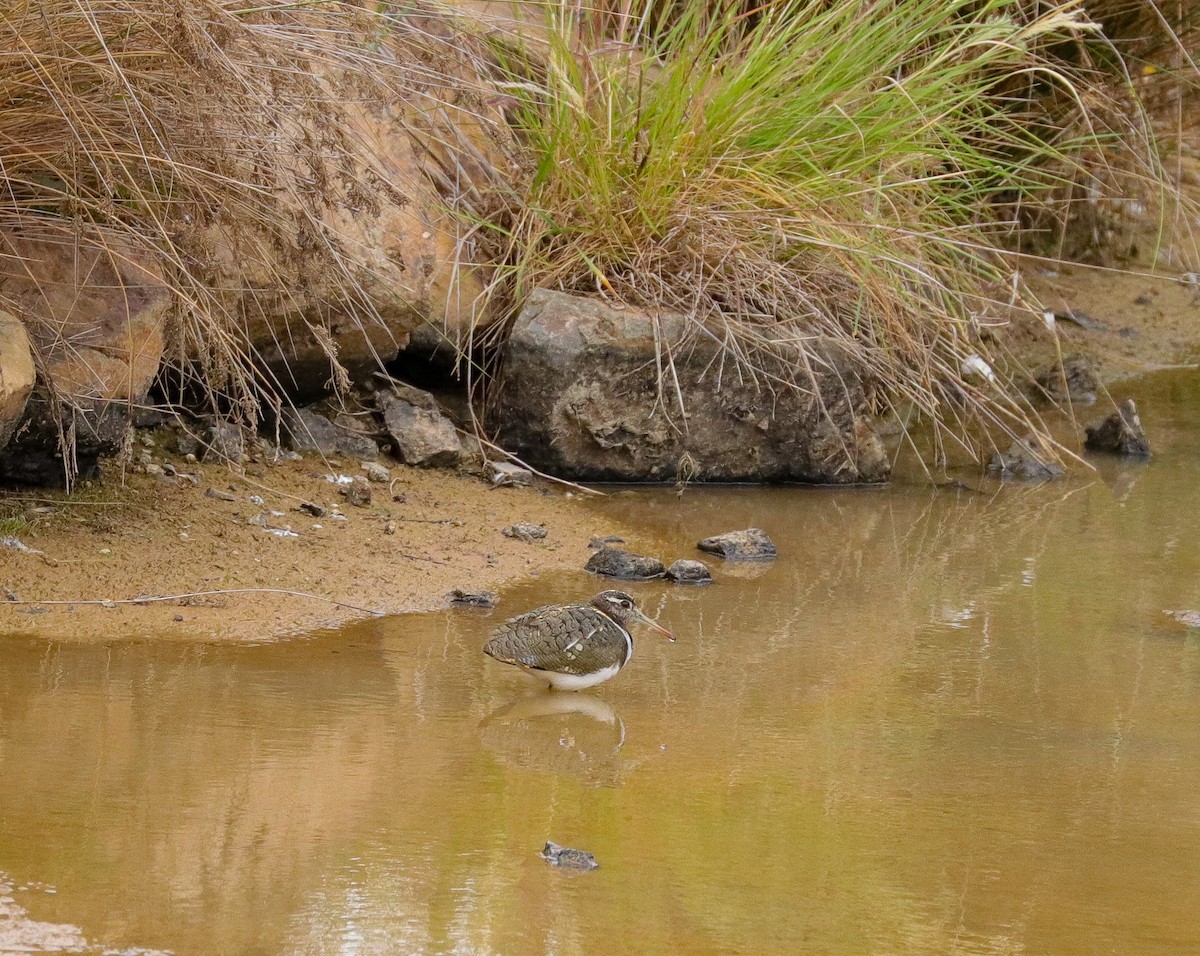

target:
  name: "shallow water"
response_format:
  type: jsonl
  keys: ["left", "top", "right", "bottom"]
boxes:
{"left": 4, "top": 371, "right": 1200, "bottom": 955}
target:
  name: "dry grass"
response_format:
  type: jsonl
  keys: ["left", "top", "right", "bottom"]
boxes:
{"left": 0, "top": 0, "right": 499, "bottom": 468}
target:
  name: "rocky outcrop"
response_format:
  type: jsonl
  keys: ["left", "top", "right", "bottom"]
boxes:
{"left": 493, "top": 290, "right": 889, "bottom": 483}
{"left": 0, "top": 228, "right": 171, "bottom": 484}
{"left": 0, "top": 229, "right": 169, "bottom": 404}
{"left": 0, "top": 311, "right": 35, "bottom": 450}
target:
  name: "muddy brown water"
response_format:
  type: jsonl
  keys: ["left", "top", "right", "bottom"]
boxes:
{"left": 3, "top": 371, "right": 1200, "bottom": 955}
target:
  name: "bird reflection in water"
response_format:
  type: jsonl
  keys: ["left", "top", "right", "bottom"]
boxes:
{"left": 480, "top": 692, "right": 649, "bottom": 787}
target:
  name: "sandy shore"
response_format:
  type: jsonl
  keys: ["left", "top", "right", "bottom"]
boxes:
{"left": 0, "top": 450, "right": 619, "bottom": 643}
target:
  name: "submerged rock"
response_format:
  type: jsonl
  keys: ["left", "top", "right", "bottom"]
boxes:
{"left": 493, "top": 290, "right": 889, "bottom": 484}
{"left": 1084, "top": 399, "right": 1151, "bottom": 459}
{"left": 541, "top": 841, "right": 599, "bottom": 871}
{"left": 987, "top": 435, "right": 1064, "bottom": 482}
{"left": 1034, "top": 353, "right": 1099, "bottom": 405}
{"left": 665, "top": 559, "right": 713, "bottom": 584}
{"left": 585, "top": 547, "right": 666, "bottom": 580}
{"left": 449, "top": 588, "right": 499, "bottom": 609}
{"left": 377, "top": 387, "right": 462, "bottom": 468}
{"left": 697, "top": 528, "right": 777, "bottom": 561}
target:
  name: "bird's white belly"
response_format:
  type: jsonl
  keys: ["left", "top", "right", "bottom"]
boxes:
{"left": 544, "top": 663, "right": 623, "bottom": 691}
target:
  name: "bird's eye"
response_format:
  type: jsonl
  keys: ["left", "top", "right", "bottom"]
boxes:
{"left": 621, "top": 599, "right": 632, "bottom": 609}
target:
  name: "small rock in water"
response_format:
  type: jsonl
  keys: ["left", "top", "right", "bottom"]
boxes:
{"left": 1166, "top": 610, "right": 1200, "bottom": 628}
{"left": 205, "top": 487, "right": 237, "bottom": 502}
{"left": 1084, "top": 399, "right": 1151, "bottom": 459}
{"left": 585, "top": 547, "right": 666, "bottom": 580}
{"left": 541, "top": 841, "right": 598, "bottom": 871}
{"left": 449, "top": 588, "right": 499, "bottom": 609}
{"left": 1033, "top": 353, "right": 1099, "bottom": 406}
{"left": 588, "top": 535, "right": 626, "bottom": 550}
{"left": 503, "top": 522, "right": 547, "bottom": 542}
{"left": 362, "top": 461, "right": 390, "bottom": 483}
{"left": 666, "top": 559, "right": 713, "bottom": 584}
{"left": 697, "top": 528, "right": 776, "bottom": 561}
{"left": 342, "top": 477, "right": 372, "bottom": 507}
{"left": 987, "top": 435, "right": 1063, "bottom": 482}
{"left": 487, "top": 460, "right": 534, "bottom": 487}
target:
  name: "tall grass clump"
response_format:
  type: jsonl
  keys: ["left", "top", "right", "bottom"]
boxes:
{"left": 463, "top": 0, "right": 1109, "bottom": 463}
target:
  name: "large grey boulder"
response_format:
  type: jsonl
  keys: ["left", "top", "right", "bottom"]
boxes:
{"left": 492, "top": 290, "right": 889, "bottom": 483}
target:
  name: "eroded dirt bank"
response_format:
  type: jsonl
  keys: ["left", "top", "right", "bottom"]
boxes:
{"left": 0, "top": 454, "right": 617, "bottom": 643}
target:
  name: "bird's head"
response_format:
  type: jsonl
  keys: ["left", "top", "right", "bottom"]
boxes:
{"left": 591, "top": 590, "right": 674, "bottom": 641}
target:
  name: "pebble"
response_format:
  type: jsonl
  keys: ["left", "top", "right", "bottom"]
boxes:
{"left": 297, "top": 501, "right": 326, "bottom": 518}
{"left": 503, "top": 522, "right": 547, "bottom": 542}
{"left": 362, "top": 461, "right": 391, "bottom": 483}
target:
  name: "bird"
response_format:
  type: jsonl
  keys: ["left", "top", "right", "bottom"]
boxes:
{"left": 483, "top": 590, "right": 673, "bottom": 691}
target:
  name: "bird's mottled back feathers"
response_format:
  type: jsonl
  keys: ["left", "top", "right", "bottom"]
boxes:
{"left": 484, "top": 602, "right": 631, "bottom": 675}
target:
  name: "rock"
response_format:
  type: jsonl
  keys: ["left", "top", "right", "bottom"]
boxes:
{"left": 281, "top": 407, "right": 379, "bottom": 459}
{"left": 493, "top": 290, "right": 889, "bottom": 483}
{"left": 541, "top": 841, "right": 598, "bottom": 871}
{"left": 588, "top": 535, "right": 626, "bottom": 549}
{"left": 697, "top": 529, "right": 777, "bottom": 561}
{"left": 503, "top": 522, "right": 547, "bottom": 542}
{"left": 0, "top": 228, "right": 169, "bottom": 404}
{"left": 0, "top": 310, "right": 35, "bottom": 450}
{"left": 173, "top": 428, "right": 203, "bottom": 458}
{"left": 0, "top": 396, "right": 130, "bottom": 485}
{"left": 202, "top": 420, "right": 245, "bottom": 464}
{"left": 377, "top": 388, "right": 462, "bottom": 468}
{"left": 362, "top": 461, "right": 391, "bottom": 483}
{"left": 1084, "top": 399, "right": 1151, "bottom": 458}
{"left": 585, "top": 547, "right": 666, "bottom": 579}
{"left": 384, "top": 520, "right": 397, "bottom": 535}
{"left": 987, "top": 435, "right": 1064, "bottom": 481}
{"left": 449, "top": 588, "right": 499, "bottom": 608}
{"left": 205, "top": 487, "right": 237, "bottom": 502}
{"left": 666, "top": 559, "right": 713, "bottom": 584}
{"left": 1034, "top": 353, "right": 1099, "bottom": 405}
{"left": 341, "top": 476, "right": 372, "bottom": 507}
{"left": 1166, "top": 610, "right": 1200, "bottom": 628}
{"left": 487, "top": 460, "right": 533, "bottom": 487}
{"left": 296, "top": 501, "right": 326, "bottom": 518}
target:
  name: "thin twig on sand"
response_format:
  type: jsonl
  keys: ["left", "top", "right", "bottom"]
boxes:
{"left": 2, "top": 588, "right": 382, "bottom": 616}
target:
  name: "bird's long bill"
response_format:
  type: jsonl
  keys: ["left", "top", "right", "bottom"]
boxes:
{"left": 633, "top": 607, "right": 675, "bottom": 642}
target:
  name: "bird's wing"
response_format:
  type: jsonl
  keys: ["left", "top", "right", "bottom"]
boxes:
{"left": 484, "top": 605, "right": 626, "bottom": 675}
